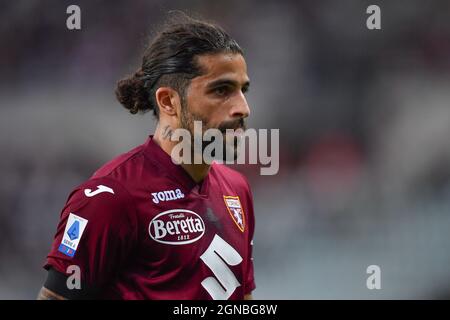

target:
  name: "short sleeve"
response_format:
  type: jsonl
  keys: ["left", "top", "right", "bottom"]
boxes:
{"left": 44, "top": 177, "right": 138, "bottom": 289}
{"left": 243, "top": 178, "right": 256, "bottom": 295}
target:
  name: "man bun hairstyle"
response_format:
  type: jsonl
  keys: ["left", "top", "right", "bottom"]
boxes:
{"left": 115, "top": 12, "right": 244, "bottom": 118}
{"left": 115, "top": 69, "right": 149, "bottom": 115}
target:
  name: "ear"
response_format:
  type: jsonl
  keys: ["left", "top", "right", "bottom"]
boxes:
{"left": 155, "top": 87, "right": 181, "bottom": 117}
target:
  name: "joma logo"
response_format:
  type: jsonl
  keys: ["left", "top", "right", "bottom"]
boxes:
{"left": 151, "top": 188, "right": 185, "bottom": 204}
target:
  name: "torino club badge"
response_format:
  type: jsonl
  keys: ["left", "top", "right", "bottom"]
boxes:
{"left": 223, "top": 196, "right": 245, "bottom": 232}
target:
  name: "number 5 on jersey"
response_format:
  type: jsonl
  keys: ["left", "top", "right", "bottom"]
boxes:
{"left": 200, "top": 234, "right": 243, "bottom": 300}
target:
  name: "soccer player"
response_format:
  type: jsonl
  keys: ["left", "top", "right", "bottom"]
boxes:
{"left": 38, "top": 16, "right": 255, "bottom": 300}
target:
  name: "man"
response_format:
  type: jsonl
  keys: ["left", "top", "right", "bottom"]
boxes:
{"left": 38, "top": 16, "right": 255, "bottom": 300}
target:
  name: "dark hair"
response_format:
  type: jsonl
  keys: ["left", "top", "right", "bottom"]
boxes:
{"left": 115, "top": 14, "right": 243, "bottom": 118}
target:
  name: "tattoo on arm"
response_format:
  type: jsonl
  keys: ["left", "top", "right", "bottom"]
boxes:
{"left": 37, "top": 287, "right": 66, "bottom": 300}
{"left": 162, "top": 125, "right": 173, "bottom": 140}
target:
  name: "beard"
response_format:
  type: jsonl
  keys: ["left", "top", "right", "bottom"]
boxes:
{"left": 179, "top": 105, "right": 246, "bottom": 162}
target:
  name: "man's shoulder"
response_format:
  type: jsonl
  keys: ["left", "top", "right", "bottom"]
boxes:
{"left": 91, "top": 143, "right": 146, "bottom": 181}
{"left": 66, "top": 176, "right": 134, "bottom": 213}
{"left": 65, "top": 142, "right": 150, "bottom": 209}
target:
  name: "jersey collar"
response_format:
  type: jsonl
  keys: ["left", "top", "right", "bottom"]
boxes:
{"left": 143, "top": 135, "right": 210, "bottom": 195}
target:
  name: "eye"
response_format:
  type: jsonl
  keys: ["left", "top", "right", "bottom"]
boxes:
{"left": 214, "top": 86, "right": 229, "bottom": 97}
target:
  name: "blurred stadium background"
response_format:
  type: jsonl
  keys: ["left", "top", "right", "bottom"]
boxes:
{"left": 1, "top": 0, "right": 450, "bottom": 299}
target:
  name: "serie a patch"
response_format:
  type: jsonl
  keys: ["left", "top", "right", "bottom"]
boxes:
{"left": 58, "top": 213, "right": 88, "bottom": 257}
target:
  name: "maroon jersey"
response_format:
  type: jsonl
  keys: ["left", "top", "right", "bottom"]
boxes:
{"left": 44, "top": 136, "right": 255, "bottom": 300}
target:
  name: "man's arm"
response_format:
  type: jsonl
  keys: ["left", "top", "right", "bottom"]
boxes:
{"left": 37, "top": 287, "right": 67, "bottom": 300}
{"left": 42, "top": 178, "right": 138, "bottom": 301}
{"left": 244, "top": 293, "right": 253, "bottom": 300}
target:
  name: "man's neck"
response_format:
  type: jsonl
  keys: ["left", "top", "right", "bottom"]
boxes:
{"left": 153, "top": 124, "right": 211, "bottom": 183}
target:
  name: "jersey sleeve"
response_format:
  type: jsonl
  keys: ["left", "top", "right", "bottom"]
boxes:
{"left": 44, "top": 177, "right": 138, "bottom": 291}
{"left": 243, "top": 178, "right": 256, "bottom": 295}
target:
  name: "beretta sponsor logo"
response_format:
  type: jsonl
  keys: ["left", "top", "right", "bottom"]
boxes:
{"left": 149, "top": 209, "right": 205, "bottom": 245}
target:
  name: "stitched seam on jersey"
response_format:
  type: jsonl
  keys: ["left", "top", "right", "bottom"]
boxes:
{"left": 91, "top": 175, "right": 140, "bottom": 242}
{"left": 93, "top": 149, "right": 143, "bottom": 234}
{"left": 96, "top": 150, "right": 145, "bottom": 177}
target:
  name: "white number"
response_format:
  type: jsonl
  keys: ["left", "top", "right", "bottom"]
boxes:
{"left": 200, "top": 234, "right": 243, "bottom": 300}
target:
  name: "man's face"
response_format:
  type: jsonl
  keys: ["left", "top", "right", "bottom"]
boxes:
{"left": 180, "top": 52, "right": 251, "bottom": 160}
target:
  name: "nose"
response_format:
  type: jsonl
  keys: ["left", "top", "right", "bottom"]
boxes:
{"left": 230, "top": 91, "right": 251, "bottom": 119}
